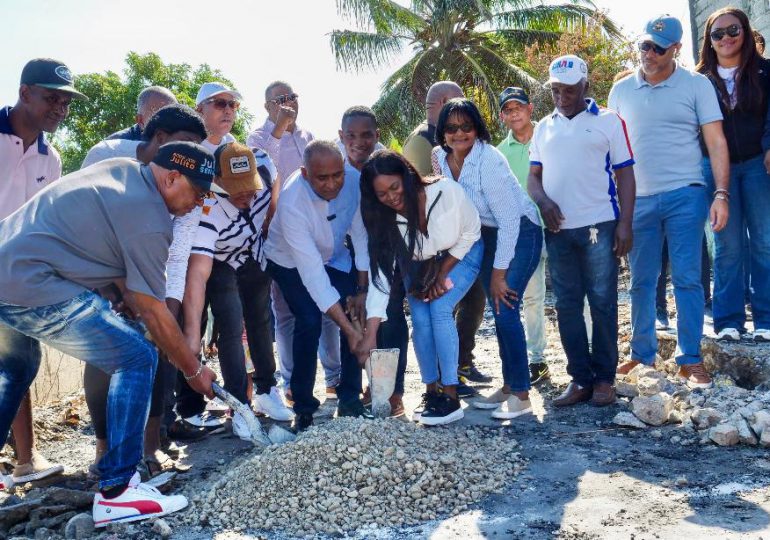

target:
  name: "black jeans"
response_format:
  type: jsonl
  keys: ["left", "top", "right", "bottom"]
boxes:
{"left": 267, "top": 261, "right": 362, "bottom": 416}
{"left": 376, "top": 269, "right": 409, "bottom": 396}
{"left": 546, "top": 221, "right": 619, "bottom": 387}
{"left": 656, "top": 236, "right": 711, "bottom": 311}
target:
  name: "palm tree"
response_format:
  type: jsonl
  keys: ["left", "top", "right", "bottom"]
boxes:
{"left": 330, "top": 0, "right": 621, "bottom": 140}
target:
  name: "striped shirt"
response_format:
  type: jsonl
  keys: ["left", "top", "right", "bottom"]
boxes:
{"left": 190, "top": 149, "right": 276, "bottom": 269}
{"left": 433, "top": 141, "right": 540, "bottom": 269}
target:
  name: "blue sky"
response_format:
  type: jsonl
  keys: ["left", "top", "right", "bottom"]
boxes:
{"left": 0, "top": 0, "right": 692, "bottom": 139}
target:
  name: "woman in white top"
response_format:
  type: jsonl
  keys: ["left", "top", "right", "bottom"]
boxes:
{"left": 356, "top": 150, "right": 481, "bottom": 426}
{"left": 432, "top": 98, "right": 543, "bottom": 420}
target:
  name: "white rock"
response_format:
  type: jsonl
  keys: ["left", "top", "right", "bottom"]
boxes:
{"left": 750, "top": 410, "right": 770, "bottom": 437}
{"left": 612, "top": 412, "right": 647, "bottom": 429}
{"left": 630, "top": 393, "right": 674, "bottom": 426}
{"left": 761, "top": 429, "right": 770, "bottom": 448}
{"left": 615, "top": 381, "right": 638, "bottom": 398}
{"left": 691, "top": 407, "right": 723, "bottom": 429}
{"left": 709, "top": 423, "right": 739, "bottom": 446}
{"left": 64, "top": 513, "right": 94, "bottom": 540}
{"left": 637, "top": 375, "right": 674, "bottom": 397}
{"left": 152, "top": 519, "right": 172, "bottom": 538}
{"left": 732, "top": 417, "right": 758, "bottom": 446}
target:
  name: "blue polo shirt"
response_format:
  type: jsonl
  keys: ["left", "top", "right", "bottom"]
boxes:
{"left": 608, "top": 66, "right": 723, "bottom": 197}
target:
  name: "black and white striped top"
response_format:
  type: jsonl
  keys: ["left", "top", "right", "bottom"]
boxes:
{"left": 190, "top": 149, "right": 276, "bottom": 270}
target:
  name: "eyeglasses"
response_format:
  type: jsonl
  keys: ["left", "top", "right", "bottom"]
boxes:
{"left": 204, "top": 98, "right": 240, "bottom": 111}
{"left": 710, "top": 24, "right": 742, "bottom": 42}
{"left": 638, "top": 41, "right": 670, "bottom": 56}
{"left": 269, "top": 93, "right": 299, "bottom": 105}
{"left": 444, "top": 122, "right": 475, "bottom": 135}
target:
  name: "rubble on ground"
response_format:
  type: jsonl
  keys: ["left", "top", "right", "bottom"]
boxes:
{"left": 185, "top": 417, "right": 524, "bottom": 537}
{"left": 612, "top": 335, "right": 770, "bottom": 448}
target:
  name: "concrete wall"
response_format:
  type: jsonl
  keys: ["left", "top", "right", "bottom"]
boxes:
{"left": 31, "top": 346, "right": 84, "bottom": 406}
{"left": 689, "top": 0, "right": 770, "bottom": 62}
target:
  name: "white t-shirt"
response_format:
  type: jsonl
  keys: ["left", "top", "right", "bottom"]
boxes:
{"left": 529, "top": 99, "right": 634, "bottom": 230}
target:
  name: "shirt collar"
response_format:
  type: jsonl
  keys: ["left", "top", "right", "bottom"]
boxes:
{"left": 504, "top": 122, "right": 536, "bottom": 146}
{"left": 0, "top": 106, "right": 50, "bottom": 155}
{"left": 551, "top": 98, "right": 600, "bottom": 119}
{"left": 634, "top": 64, "right": 680, "bottom": 89}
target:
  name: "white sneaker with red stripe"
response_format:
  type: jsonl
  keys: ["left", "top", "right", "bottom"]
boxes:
{"left": 93, "top": 472, "right": 187, "bottom": 528}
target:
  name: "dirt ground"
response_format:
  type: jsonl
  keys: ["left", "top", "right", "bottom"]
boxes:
{"left": 3, "top": 286, "right": 770, "bottom": 540}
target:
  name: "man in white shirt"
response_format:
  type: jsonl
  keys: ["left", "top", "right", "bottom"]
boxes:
{"left": 528, "top": 55, "right": 636, "bottom": 408}
{"left": 265, "top": 140, "right": 371, "bottom": 431}
{"left": 196, "top": 82, "right": 241, "bottom": 152}
{"left": 0, "top": 58, "right": 86, "bottom": 486}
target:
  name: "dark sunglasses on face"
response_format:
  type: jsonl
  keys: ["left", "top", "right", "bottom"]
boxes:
{"left": 444, "top": 122, "right": 475, "bottom": 135}
{"left": 710, "top": 24, "right": 742, "bottom": 42}
{"left": 269, "top": 93, "right": 299, "bottom": 105}
{"left": 205, "top": 98, "right": 240, "bottom": 111}
{"left": 638, "top": 41, "right": 670, "bottom": 56}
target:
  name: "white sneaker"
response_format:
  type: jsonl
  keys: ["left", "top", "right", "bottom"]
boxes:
{"left": 11, "top": 452, "right": 64, "bottom": 483}
{"left": 491, "top": 395, "right": 533, "bottom": 420}
{"left": 231, "top": 411, "right": 253, "bottom": 441}
{"left": 93, "top": 472, "right": 187, "bottom": 528}
{"left": 254, "top": 387, "right": 295, "bottom": 422}
{"left": 754, "top": 328, "right": 770, "bottom": 342}
{"left": 716, "top": 328, "right": 741, "bottom": 341}
{"left": 183, "top": 412, "right": 226, "bottom": 428}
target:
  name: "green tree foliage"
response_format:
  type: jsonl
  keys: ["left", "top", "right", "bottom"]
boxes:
{"left": 55, "top": 52, "right": 252, "bottom": 174}
{"left": 330, "top": 0, "right": 621, "bottom": 142}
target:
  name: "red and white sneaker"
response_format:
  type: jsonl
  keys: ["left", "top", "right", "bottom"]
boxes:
{"left": 93, "top": 472, "right": 187, "bottom": 528}
{"left": 0, "top": 473, "right": 14, "bottom": 491}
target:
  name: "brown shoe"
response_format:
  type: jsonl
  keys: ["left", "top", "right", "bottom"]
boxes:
{"left": 617, "top": 360, "right": 641, "bottom": 376}
{"left": 590, "top": 382, "right": 616, "bottom": 407}
{"left": 678, "top": 363, "right": 712, "bottom": 389}
{"left": 389, "top": 394, "right": 405, "bottom": 418}
{"left": 553, "top": 382, "right": 592, "bottom": 407}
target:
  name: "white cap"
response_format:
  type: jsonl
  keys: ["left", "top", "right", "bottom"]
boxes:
{"left": 546, "top": 55, "right": 589, "bottom": 86}
{"left": 195, "top": 82, "right": 243, "bottom": 106}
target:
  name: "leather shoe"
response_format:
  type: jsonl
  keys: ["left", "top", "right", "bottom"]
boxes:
{"left": 553, "top": 382, "right": 592, "bottom": 407}
{"left": 590, "top": 382, "right": 616, "bottom": 407}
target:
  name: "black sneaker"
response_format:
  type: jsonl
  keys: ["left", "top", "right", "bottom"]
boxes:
{"left": 166, "top": 419, "right": 209, "bottom": 441}
{"left": 291, "top": 413, "right": 313, "bottom": 433}
{"left": 456, "top": 379, "right": 477, "bottom": 398}
{"left": 458, "top": 364, "right": 493, "bottom": 383}
{"left": 412, "top": 391, "right": 438, "bottom": 422}
{"left": 419, "top": 394, "right": 464, "bottom": 426}
{"left": 337, "top": 399, "right": 374, "bottom": 419}
{"left": 529, "top": 362, "right": 550, "bottom": 385}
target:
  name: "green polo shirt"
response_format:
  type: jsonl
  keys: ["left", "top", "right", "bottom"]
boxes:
{"left": 496, "top": 125, "right": 534, "bottom": 190}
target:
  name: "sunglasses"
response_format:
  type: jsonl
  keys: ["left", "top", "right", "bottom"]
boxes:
{"left": 204, "top": 98, "right": 240, "bottom": 111}
{"left": 444, "top": 122, "right": 475, "bottom": 135}
{"left": 710, "top": 24, "right": 742, "bottom": 42}
{"left": 269, "top": 93, "right": 299, "bottom": 105}
{"left": 638, "top": 41, "right": 670, "bottom": 56}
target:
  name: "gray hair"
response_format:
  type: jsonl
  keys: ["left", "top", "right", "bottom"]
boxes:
{"left": 264, "top": 80, "right": 292, "bottom": 101}
{"left": 136, "top": 86, "right": 177, "bottom": 113}
{"left": 303, "top": 139, "right": 343, "bottom": 167}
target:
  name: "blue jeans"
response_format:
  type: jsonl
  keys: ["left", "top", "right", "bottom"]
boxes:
{"left": 406, "top": 240, "right": 483, "bottom": 386}
{"left": 629, "top": 185, "right": 709, "bottom": 365}
{"left": 266, "top": 262, "right": 361, "bottom": 416}
{"left": 546, "top": 220, "right": 618, "bottom": 386}
{"left": 478, "top": 219, "right": 543, "bottom": 391}
{"left": 704, "top": 156, "right": 770, "bottom": 331}
{"left": 0, "top": 291, "right": 156, "bottom": 489}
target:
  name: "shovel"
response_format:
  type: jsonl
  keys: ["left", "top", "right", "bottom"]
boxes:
{"left": 365, "top": 349, "right": 400, "bottom": 418}
{"left": 211, "top": 382, "right": 295, "bottom": 446}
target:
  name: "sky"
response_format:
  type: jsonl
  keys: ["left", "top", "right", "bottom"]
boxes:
{"left": 0, "top": 0, "right": 693, "bottom": 140}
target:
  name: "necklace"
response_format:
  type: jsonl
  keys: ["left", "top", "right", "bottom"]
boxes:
{"left": 450, "top": 152, "right": 463, "bottom": 179}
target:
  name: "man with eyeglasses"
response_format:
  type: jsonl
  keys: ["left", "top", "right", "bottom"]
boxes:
{"left": 0, "top": 58, "right": 87, "bottom": 489}
{"left": 608, "top": 14, "right": 730, "bottom": 389}
{"left": 196, "top": 82, "right": 242, "bottom": 153}
{"left": 247, "top": 81, "right": 313, "bottom": 183}
{"left": 0, "top": 141, "right": 221, "bottom": 525}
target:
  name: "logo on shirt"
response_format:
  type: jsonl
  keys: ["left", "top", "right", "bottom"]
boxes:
{"left": 36, "top": 176, "right": 46, "bottom": 183}
{"left": 54, "top": 66, "right": 73, "bottom": 83}
{"left": 229, "top": 155, "right": 251, "bottom": 174}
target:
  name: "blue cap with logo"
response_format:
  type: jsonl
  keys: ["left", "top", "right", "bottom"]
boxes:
{"left": 20, "top": 58, "right": 88, "bottom": 100}
{"left": 640, "top": 15, "right": 683, "bottom": 49}
{"left": 499, "top": 87, "right": 530, "bottom": 108}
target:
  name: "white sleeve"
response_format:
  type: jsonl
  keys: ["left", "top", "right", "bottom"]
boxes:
{"left": 81, "top": 142, "right": 111, "bottom": 169}
{"left": 165, "top": 207, "right": 201, "bottom": 301}
{"left": 349, "top": 204, "right": 370, "bottom": 272}
{"left": 447, "top": 186, "right": 481, "bottom": 261}
{"left": 365, "top": 269, "right": 391, "bottom": 323}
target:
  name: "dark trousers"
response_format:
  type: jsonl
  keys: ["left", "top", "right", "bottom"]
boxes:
{"left": 546, "top": 220, "right": 619, "bottom": 387}
{"left": 656, "top": 236, "right": 711, "bottom": 312}
{"left": 267, "top": 261, "right": 362, "bottom": 416}
{"left": 376, "top": 269, "right": 408, "bottom": 396}
{"left": 455, "top": 278, "right": 486, "bottom": 367}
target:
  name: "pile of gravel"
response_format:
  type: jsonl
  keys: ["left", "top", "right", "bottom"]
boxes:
{"left": 186, "top": 417, "right": 524, "bottom": 537}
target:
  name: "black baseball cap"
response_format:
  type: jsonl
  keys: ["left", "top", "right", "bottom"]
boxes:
{"left": 20, "top": 58, "right": 88, "bottom": 100}
{"left": 152, "top": 142, "right": 229, "bottom": 196}
{"left": 499, "top": 87, "right": 530, "bottom": 108}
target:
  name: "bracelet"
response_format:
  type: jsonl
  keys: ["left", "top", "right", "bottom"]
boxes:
{"left": 713, "top": 189, "right": 730, "bottom": 200}
{"left": 714, "top": 193, "right": 729, "bottom": 202}
{"left": 184, "top": 363, "right": 203, "bottom": 381}
{"left": 355, "top": 284, "right": 368, "bottom": 295}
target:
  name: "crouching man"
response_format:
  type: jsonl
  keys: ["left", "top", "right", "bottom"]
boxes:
{"left": 0, "top": 142, "right": 222, "bottom": 527}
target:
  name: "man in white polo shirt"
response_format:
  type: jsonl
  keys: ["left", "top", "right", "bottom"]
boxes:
{"left": 528, "top": 54, "right": 636, "bottom": 408}
{"left": 0, "top": 58, "right": 87, "bottom": 487}
{"left": 608, "top": 15, "right": 729, "bottom": 389}
{"left": 196, "top": 82, "right": 242, "bottom": 152}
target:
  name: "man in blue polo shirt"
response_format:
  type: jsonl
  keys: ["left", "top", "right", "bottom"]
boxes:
{"left": 529, "top": 54, "right": 636, "bottom": 407}
{"left": 609, "top": 15, "right": 730, "bottom": 389}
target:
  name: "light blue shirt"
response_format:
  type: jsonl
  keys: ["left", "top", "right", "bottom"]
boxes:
{"left": 327, "top": 163, "right": 361, "bottom": 273}
{"left": 608, "top": 65, "right": 723, "bottom": 197}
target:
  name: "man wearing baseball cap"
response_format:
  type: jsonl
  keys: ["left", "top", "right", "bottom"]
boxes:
{"left": 0, "top": 141, "right": 222, "bottom": 526}
{"left": 609, "top": 15, "right": 730, "bottom": 389}
{"left": 0, "top": 57, "right": 87, "bottom": 488}
{"left": 195, "top": 82, "right": 243, "bottom": 153}
{"left": 183, "top": 142, "right": 294, "bottom": 438}
{"left": 528, "top": 54, "right": 637, "bottom": 407}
